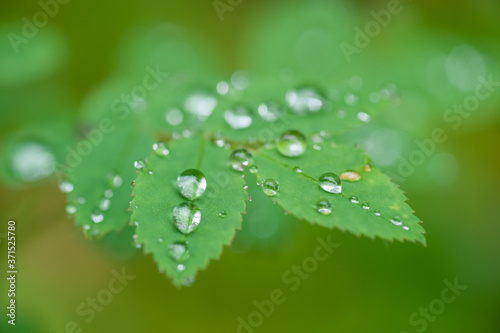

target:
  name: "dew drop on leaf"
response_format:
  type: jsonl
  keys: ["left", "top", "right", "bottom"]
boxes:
{"left": 58, "top": 180, "right": 74, "bottom": 193}
{"left": 390, "top": 215, "right": 403, "bottom": 226}
{"left": 212, "top": 134, "right": 225, "bottom": 148}
{"left": 177, "top": 169, "right": 207, "bottom": 200}
{"left": 293, "top": 167, "right": 303, "bottom": 173}
{"left": 402, "top": 225, "right": 410, "bottom": 231}
{"left": 11, "top": 142, "right": 56, "bottom": 182}
{"left": 107, "top": 171, "right": 123, "bottom": 189}
{"left": 134, "top": 159, "right": 146, "bottom": 170}
{"left": 318, "top": 172, "right": 342, "bottom": 194}
{"left": 184, "top": 92, "right": 217, "bottom": 121}
{"left": 344, "top": 93, "right": 358, "bottom": 105}
{"left": 242, "top": 185, "right": 249, "bottom": 190}
{"left": 362, "top": 202, "right": 370, "bottom": 210}
{"left": 153, "top": 142, "right": 169, "bottom": 157}
{"left": 173, "top": 202, "right": 201, "bottom": 234}
{"left": 104, "top": 189, "right": 113, "bottom": 198}
{"left": 374, "top": 209, "right": 381, "bottom": 216}
{"left": 349, "top": 196, "right": 359, "bottom": 204}
{"left": 276, "top": 130, "right": 307, "bottom": 157}
{"left": 340, "top": 170, "right": 361, "bottom": 182}
{"left": 165, "top": 108, "right": 184, "bottom": 126}
{"left": 230, "top": 149, "right": 252, "bottom": 172}
{"left": 364, "top": 164, "right": 372, "bottom": 172}
{"left": 257, "top": 102, "right": 283, "bottom": 122}
{"left": 168, "top": 242, "right": 190, "bottom": 263}
{"left": 224, "top": 105, "right": 253, "bottom": 129}
{"left": 357, "top": 112, "right": 371, "bottom": 123}
{"left": 286, "top": 87, "right": 325, "bottom": 113}
{"left": 316, "top": 199, "right": 332, "bottom": 215}
{"left": 261, "top": 178, "right": 280, "bottom": 197}
{"left": 132, "top": 234, "right": 141, "bottom": 248}
{"left": 65, "top": 203, "right": 77, "bottom": 215}
{"left": 99, "top": 197, "right": 111, "bottom": 211}
{"left": 91, "top": 209, "right": 104, "bottom": 223}
{"left": 219, "top": 210, "right": 227, "bottom": 218}
{"left": 249, "top": 165, "right": 259, "bottom": 174}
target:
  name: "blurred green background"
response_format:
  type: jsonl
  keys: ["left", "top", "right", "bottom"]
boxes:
{"left": 1, "top": 0, "right": 499, "bottom": 332}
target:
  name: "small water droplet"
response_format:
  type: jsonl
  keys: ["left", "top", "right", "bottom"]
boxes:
{"left": 225, "top": 106, "right": 253, "bottom": 129}
{"left": 318, "top": 173, "right": 342, "bottom": 194}
{"left": 357, "top": 111, "right": 371, "bottom": 123}
{"left": 216, "top": 81, "right": 230, "bottom": 95}
{"left": 344, "top": 93, "right": 358, "bottom": 105}
{"left": 257, "top": 102, "right": 283, "bottom": 122}
{"left": 219, "top": 210, "right": 227, "bottom": 218}
{"left": 230, "top": 149, "right": 252, "bottom": 172}
{"left": 276, "top": 130, "right": 307, "bottom": 157}
{"left": 286, "top": 87, "right": 325, "bottom": 113}
{"left": 402, "top": 225, "right": 410, "bottom": 231}
{"left": 362, "top": 202, "right": 370, "bottom": 210}
{"left": 165, "top": 108, "right": 184, "bottom": 126}
{"left": 58, "top": 180, "right": 74, "bottom": 193}
{"left": 242, "top": 185, "right": 249, "bottom": 190}
{"left": 177, "top": 264, "right": 186, "bottom": 272}
{"left": 168, "top": 241, "right": 190, "bottom": 263}
{"left": 340, "top": 170, "right": 361, "bottom": 182}
{"left": 77, "top": 197, "right": 86, "bottom": 204}
{"left": 177, "top": 169, "right": 207, "bottom": 200}
{"left": 364, "top": 164, "right": 372, "bottom": 172}
{"left": 173, "top": 202, "right": 201, "bottom": 234}
{"left": 231, "top": 70, "right": 250, "bottom": 91}
{"left": 249, "top": 165, "right": 259, "bottom": 174}
{"left": 83, "top": 224, "right": 91, "bottom": 231}
{"left": 153, "top": 142, "right": 169, "bottom": 156}
{"left": 349, "top": 196, "right": 359, "bottom": 204}
{"left": 132, "top": 234, "right": 141, "bottom": 248}
{"left": 293, "top": 167, "right": 303, "bottom": 173}
{"left": 212, "top": 134, "right": 225, "bottom": 147}
{"left": 65, "top": 203, "right": 77, "bottom": 215}
{"left": 261, "top": 178, "right": 280, "bottom": 197}
{"left": 99, "top": 197, "right": 111, "bottom": 211}
{"left": 390, "top": 215, "right": 403, "bottom": 226}
{"left": 107, "top": 171, "right": 123, "bottom": 189}
{"left": 316, "top": 199, "right": 332, "bottom": 215}
{"left": 158, "top": 237, "right": 164, "bottom": 243}
{"left": 184, "top": 92, "right": 217, "bottom": 121}
{"left": 104, "top": 189, "right": 113, "bottom": 198}
{"left": 134, "top": 160, "right": 146, "bottom": 170}
{"left": 313, "top": 144, "right": 321, "bottom": 151}
{"left": 374, "top": 209, "right": 381, "bottom": 216}
{"left": 133, "top": 220, "right": 139, "bottom": 226}
{"left": 91, "top": 209, "right": 104, "bottom": 223}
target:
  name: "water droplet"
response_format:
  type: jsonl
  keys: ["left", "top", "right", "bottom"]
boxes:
{"left": 374, "top": 209, "right": 381, "bottom": 216}
{"left": 83, "top": 224, "right": 91, "bottom": 231}
{"left": 99, "top": 197, "right": 111, "bottom": 211}
{"left": 58, "top": 180, "right": 74, "bottom": 193}
{"left": 65, "top": 203, "right": 77, "bottom": 215}
{"left": 402, "top": 225, "right": 410, "bottom": 231}
{"left": 224, "top": 106, "right": 253, "bottom": 129}
{"left": 134, "top": 160, "right": 146, "bottom": 170}
{"left": 132, "top": 234, "right": 141, "bottom": 248}
{"left": 158, "top": 237, "right": 164, "bottom": 243}
{"left": 364, "top": 164, "right": 372, "bottom": 172}
{"left": 293, "top": 167, "right": 303, "bottom": 173}
{"left": 219, "top": 210, "right": 227, "bottom": 218}
{"left": 276, "top": 130, "right": 307, "bottom": 157}
{"left": 11, "top": 142, "right": 56, "bottom": 182}
{"left": 316, "top": 199, "right": 332, "bottom": 215}
{"left": 362, "top": 202, "right": 370, "bottom": 210}
{"left": 257, "top": 102, "right": 283, "bottom": 122}
{"left": 77, "top": 197, "right": 86, "bottom": 204}
{"left": 242, "top": 185, "right": 249, "bottom": 190}
{"left": 107, "top": 171, "right": 123, "bottom": 189}
{"left": 344, "top": 93, "right": 358, "bottom": 105}
{"left": 230, "top": 149, "right": 252, "bottom": 172}
{"left": 91, "top": 209, "right": 104, "bottom": 223}
{"left": 340, "top": 170, "right": 361, "bottom": 182}
{"left": 184, "top": 92, "right": 217, "bottom": 121}
{"left": 168, "top": 242, "right": 190, "bottom": 263}
{"left": 216, "top": 81, "right": 230, "bottom": 95}
{"left": 165, "top": 108, "right": 184, "bottom": 126}
{"left": 133, "top": 220, "right": 139, "bottom": 226}
{"left": 153, "top": 142, "right": 169, "bottom": 156}
{"left": 173, "top": 202, "right": 201, "bottom": 234}
{"left": 249, "top": 165, "right": 259, "bottom": 174}
{"left": 357, "top": 111, "right": 371, "bottom": 123}
{"left": 286, "top": 87, "right": 325, "bottom": 113}
{"left": 261, "top": 179, "right": 280, "bottom": 197}
{"left": 318, "top": 173, "right": 342, "bottom": 194}
{"left": 231, "top": 70, "right": 250, "bottom": 91}
{"left": 390, "top": 215, "right": 403, "bottom": 226}
{"left": 349, "top": 196, "right": 359, "bottom": 204}
{"left": 313, "top": 144, "right": 321, "bottom": 151}
{"left": 177, "top": 169, "right": 207, "bottom": 200}
{"left": 104, "top": 189, "right": 113, "bottom": 198}
{"left": 177, "top": 264, "right": 186, "bottom": 272}
{"left": 212, "top": 134, "right": 225, "bottom": 147}
{"left": 311, "top": 133, "right": 324, "bottom": 144}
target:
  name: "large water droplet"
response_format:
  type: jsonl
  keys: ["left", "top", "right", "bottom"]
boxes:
{"left": 349, "top": 196, "right": 359, "bottom": 204}
{"left": 91, "top": 209, "right": 104, "bottom": 223}
{"left": 316, "top": 199, "right": 332, "bottom": 215}
{"left": 173, "top": 202, "right": 201, "bottom": 234}
{"left": 184, "top": 92, "right": 217, "bottom": 121}
{"left": 276, "top": 130, "right": 307, "bottom": 157}
{"left": 224, "top": 106, "right": 253, "bottom": 129}
{"left": 230, "top": 149, "right": 252, "bottom": 172}
{"left": 286, "top": 87, "right": 325, "bottom": 113}
{"left": 165, "top": 108, "right": 184, "bottom": 126}
{"left": 318, "top": 173, "right": 341, "bottom": 194}
{"left": 261, "top": 179, "right": 280, "bottom": 197}
{"left": 390, "top": 215, "right": 403, "bottom": 226}
{"left": 258, "top": 102, "right": 283, "bottom": 122}
{"left": 153, "top": 142, "right": 169, "bottom": 157}
{"left": 11, "top": 142, "right": 56, "bottom": 182}
{"left": 177, "top": 169, "right": 207, "bottom": 200}
{"left": 168, "top": 242, "right": 190, "bottom": 263}
{"left": 340, "top": 170, "right": 361, "bottom": 182}
{"left": 58, "top": 180, "right": 74, "bottom": 193}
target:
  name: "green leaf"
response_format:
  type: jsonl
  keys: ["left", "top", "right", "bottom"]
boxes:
{"left": 130, "top": 136, "right": 247, "bottom": 286}
{"left": 252, "top": 142, "right": 426, "bottom": 245}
